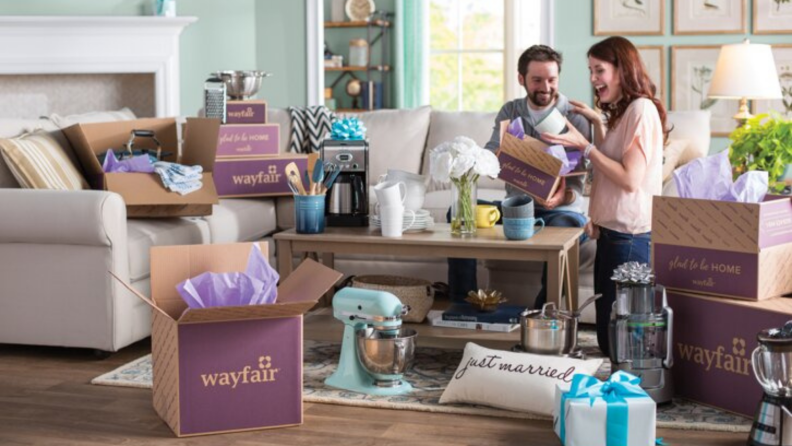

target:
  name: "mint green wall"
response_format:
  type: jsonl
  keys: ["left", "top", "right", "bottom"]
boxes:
{"left": 554, "top": 1, "right": 792, "bottom": 154}
{"left": 0, "top": 0, "right": 308, "bottom": 114}
{"left": 255, "top": 0, "right": 307, "bottom": 109}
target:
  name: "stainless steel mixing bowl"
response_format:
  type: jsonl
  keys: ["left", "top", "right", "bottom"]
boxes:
{"left": 211, "top": 70, "right": 272, "bottom": 100}
{"left": 356, "top": 327, "right": 417, "bottom": 383}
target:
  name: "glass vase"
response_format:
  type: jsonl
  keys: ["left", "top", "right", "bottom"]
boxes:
{"left": 451, "top": 177, "right": 477, "bottom": 237}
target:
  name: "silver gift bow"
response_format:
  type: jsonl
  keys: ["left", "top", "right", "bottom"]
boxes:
{"left": 611, "top": 261, "right": 654, "bottom": 284}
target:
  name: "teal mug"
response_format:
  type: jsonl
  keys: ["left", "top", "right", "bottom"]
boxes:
{"left": 503, "top": 217, "right": 545, "bottom": 241}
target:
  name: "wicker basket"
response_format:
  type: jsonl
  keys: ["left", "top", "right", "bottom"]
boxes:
{"left": 350, "top": 275, "right": 434, "bottom": 323}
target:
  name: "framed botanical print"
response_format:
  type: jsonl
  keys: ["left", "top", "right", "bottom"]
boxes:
{"left": 672, "top": 46, "right": 741, "bottom": 137}
{"left": 754, "top": 0, "right": 792, "bottom": 34}
{"left": 594, "top": 0, "right": 664, "bottom": 36}
{"left": 753, "top": 45, "right": 792, "bottom": 119}
{"left": 673, "top": 0, "right": 746, "bottom": 35}
{"left": 637, "top": 46, "right": 666, "bottom": 103}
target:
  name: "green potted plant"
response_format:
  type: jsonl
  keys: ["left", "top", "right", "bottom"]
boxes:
{"left": 728, "top": 112, "right": 792, "bottom": 193}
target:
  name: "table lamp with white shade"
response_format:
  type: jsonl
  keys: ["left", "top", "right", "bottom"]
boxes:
{"left": 708, "top": 39, "right": 782, "bottom": 125}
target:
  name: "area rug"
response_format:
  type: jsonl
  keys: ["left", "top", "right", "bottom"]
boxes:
{"left": 92, "top": 337, "right": 752, "bottom": 433}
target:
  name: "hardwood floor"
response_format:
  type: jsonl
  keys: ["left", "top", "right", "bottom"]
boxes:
{"left": 0, "top": 340, "right": 747, "bottom": 446}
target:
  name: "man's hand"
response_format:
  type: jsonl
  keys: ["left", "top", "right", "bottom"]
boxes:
{"left": 535, "top": 178, "right": 566, "bottom": 210}
{"left": 585, "top": 221, "right": 600, "bottom": 240}
{"left": 541, "top": 117, "right": 590, "bottom": 150}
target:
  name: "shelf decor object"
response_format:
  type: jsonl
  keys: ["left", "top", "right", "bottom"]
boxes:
{"left": 345, "top": 0, "right": 375, "bottom": 22}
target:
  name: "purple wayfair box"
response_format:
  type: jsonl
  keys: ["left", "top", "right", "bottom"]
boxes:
{"left": 226, "top": 100, "right": 267, "bottom": 125}
{"left": 668, "top": 291, "right": 792, "bottom": 417}
{"left": 216, "top": 124, "right": 279, "bottom": 158}
{"left": 213, "top": 155, "right": 308, "bottom": 197}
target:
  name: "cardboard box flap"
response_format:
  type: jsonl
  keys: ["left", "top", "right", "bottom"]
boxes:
{"left": 109, "top": 271, "right": 177, "bottom": 321}
{"left": 182, "top": 117, "right": 221, "bottom": 172}
{"left": 276, "top": 258, "right": 343, "bottom": 305}
{"left": 150, "top": 243, "right": 261, "bottom": 308}
{"left": 499, "top": 133, "right": 563, "bottom": 177}
{"left": 177, "top": 301, "right": 316, "bottom": 324}
{"left": 63, "top": 118, "right": 179, "bottom": 179}
{"left": 105, "top": 173, "right": 218, "bottom": 206}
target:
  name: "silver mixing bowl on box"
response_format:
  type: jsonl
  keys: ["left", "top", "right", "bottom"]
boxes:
{"left": 356, "top": 327, "right": 417, "bottom": 385}
{"left": 211, "top": 70, "right": 272, "bottom": 100}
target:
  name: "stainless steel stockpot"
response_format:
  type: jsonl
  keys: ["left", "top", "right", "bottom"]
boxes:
{"left": 520, "top": 295, "right": 601, "bottom": 355}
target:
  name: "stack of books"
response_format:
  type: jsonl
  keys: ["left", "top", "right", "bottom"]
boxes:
{"left": 427, "top": 304, "right": 525, "bottom": 333}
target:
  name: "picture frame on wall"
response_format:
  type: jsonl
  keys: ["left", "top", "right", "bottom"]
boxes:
{"left": 637, "top": 46, "right": 666, "bottom": 103}
{"left": 753, "top": 0, "right": 792, "bottom": 34}
{"left": 593, "top": 0, "right": 664, "bottom": 36}
{"left": 753, "top": 45, "right": 792, "bottom": 119}
{"left": 673, "top": 0, "right": 746, "bottom": 35}
{"left": 672, "top": 45, "right": 741, "bottom": 137}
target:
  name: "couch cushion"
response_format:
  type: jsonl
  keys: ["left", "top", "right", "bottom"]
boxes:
{"left": 0, "top": 131, "right": 88, "bottom": 190}
{"left": 267, "top": 108, "right": 292, "bottom": 154}
{"left": 127, "top": 217, "right": 211, "bottom": 282}
{"left": 0, "top": 119, "right": 66, "bottom": 189}
{"left": 350, "top": 106, "right": 432, "bottom": 185}
{"left": 48, "top": 108, "right": 136, "bottom": 128}
{"left": 422, "top": 110, "right": 503, "bottom": 191}
{"left": 202, "top": 198, "right": 278, "bottom": 243}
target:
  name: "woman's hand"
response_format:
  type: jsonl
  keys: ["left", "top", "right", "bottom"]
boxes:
{"left": 569, "top": 100, "right": 601, "bottom": 124}
{"left": 540, "top": 118, "right": 590, "bottom": 150}
{"left": 584, "top": 221, "right": 600, "bottom": 240}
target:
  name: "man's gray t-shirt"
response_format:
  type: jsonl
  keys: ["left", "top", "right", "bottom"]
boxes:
{"left": 484, "top": 93, "right": 592, "bottom": 213}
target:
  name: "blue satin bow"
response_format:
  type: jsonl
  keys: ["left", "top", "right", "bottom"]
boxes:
{"left": 559, "top": 371, "right": 649, "bottom": 446}
{"left": 330, "top": 118, "right": 366, "bottom": 140}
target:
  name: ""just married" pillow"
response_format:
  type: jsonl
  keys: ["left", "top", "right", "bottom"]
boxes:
{"left": 439, "top": 342, "right": 604, "bottom": 416}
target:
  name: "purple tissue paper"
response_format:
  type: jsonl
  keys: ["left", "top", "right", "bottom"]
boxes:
{"left": 176, "top": 244, "right": 279, "bottom": 309}
{"left": 102, "top": 150, "right": 155, "bottom": 173}
{"left": 673, "top": 150, "right": 768, "bottom": 203}
{"left": 507, "top": 118, "right": 526, "bottom": 140}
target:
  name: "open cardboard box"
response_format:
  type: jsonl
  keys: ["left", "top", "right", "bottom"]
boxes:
{"left": 653, "top": 195, "right": 792, "bottom": 300}
{"left": 111, "top": 242, "right": 343, "bottom": 437}
{"left": 64, "top": 118, "right": 221, "bottom": 218}
{"left": 495, "top": 130, "right": 585, "bottom": 202}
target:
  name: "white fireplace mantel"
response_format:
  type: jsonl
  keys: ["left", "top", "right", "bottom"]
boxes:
{"left": 0, "top": 16, "right": 197, "bottom": 117}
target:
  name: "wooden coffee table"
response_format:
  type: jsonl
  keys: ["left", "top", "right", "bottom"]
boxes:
{"left": 275, "top": 223, "right": 582, "bottom": 309}
{"left": 275, "top": 223, "right": 582, "bottom": 349}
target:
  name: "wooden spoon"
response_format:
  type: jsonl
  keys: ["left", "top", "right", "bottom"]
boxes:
{"left": 285, "top": 162, "right": 307, "bottom": 195}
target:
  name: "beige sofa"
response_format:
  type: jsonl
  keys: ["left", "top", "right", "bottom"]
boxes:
{"left": 0, "top": 107, "right": 710, "bottom": 353}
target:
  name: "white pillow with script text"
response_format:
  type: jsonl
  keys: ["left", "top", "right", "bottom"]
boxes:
{"left": 439, "top": 342, "right": 603, "bottom": 416}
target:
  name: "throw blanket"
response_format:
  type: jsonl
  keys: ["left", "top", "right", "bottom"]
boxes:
{"left": 288, "top": 106, "right": 336, "bottom": 154}
{"left": 153, "top": 161, "right": 203, "bottom": 195}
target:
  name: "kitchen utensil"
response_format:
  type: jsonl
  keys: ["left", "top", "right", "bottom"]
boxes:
{"left": 211, "top": 70, "right": 272, "bottom": 100}
{"left": 203, "top": 77, "right": 227, "bottom": 123}
{"left": 323, "top": 163, "right": 341, "bottom": 191}
{"left": 312, "top": 158, "right": 324, "bottom": 195}
{"left": 325, "top": 287, "right": 416, "bottom": 395}
{"left": 285, "top": 162, "right": 307, "bottom": 195}
{"left": 608, "top": 262, "right": 674, "bottom": 404}
{"left": 519, "top": 294, "right": 600, "bottom": 356}
{"left": 304, "top": 169, "right": 313, "bottom": 195}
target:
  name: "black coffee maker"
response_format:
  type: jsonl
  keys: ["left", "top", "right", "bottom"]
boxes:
{"left": 321, "top": 139, "right": 369, "bottom": 227}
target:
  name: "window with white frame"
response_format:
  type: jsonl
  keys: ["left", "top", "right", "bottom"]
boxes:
{"left": 428, "top": 0, "right": 547, "bottom": 111}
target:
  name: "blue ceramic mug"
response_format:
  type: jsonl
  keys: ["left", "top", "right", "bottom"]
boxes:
{"left": 295, "top": 195, "right": 326, "bottom": 234}
{"left": 503, "top": 217, "right": 545, "bottom": 241}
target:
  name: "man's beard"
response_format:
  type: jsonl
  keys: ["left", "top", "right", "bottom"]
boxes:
{"left": 527, "top": 89, "right": 557, "bottom": 107}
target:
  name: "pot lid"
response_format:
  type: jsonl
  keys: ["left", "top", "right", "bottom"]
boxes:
{"left": 758, "top": 320, "right": 792, "bottom": 347}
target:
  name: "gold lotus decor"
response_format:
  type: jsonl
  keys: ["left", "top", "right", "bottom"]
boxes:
{"left": 465, "top": 289, "right": 507, "bottom": 312}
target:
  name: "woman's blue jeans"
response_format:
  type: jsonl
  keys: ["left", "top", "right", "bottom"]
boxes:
{"left": 594, "top": 227, "right": 651, "bottom": 357}
{"left": 447, "top": 199, "right": 587, "bottom": 308}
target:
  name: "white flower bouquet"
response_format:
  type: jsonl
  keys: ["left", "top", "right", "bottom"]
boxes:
{"left": 430, "top": 136, "right": 501, "bottom": 235}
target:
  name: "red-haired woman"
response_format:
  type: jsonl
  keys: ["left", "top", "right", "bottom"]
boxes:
{"left": 541, "top": 36, "right": 667, "bottom": 355}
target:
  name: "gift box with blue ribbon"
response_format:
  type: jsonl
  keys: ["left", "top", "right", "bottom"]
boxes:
{"left": 553, "top": 371, "right": 656, "bottom": 446}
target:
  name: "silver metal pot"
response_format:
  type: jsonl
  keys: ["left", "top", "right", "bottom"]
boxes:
{"left": 520, "top": 295, "right": 601, "bottom": 355}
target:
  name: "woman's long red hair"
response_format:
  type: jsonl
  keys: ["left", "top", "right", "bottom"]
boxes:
{"left": 588, "top": 37, "right": 669, "bottom": 143}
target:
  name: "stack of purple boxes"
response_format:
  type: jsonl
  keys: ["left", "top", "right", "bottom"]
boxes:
{"left": 213, "top": 100, "right": 309, "bottom": 197}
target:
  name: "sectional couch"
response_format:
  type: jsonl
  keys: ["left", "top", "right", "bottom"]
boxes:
{"left": 0, "top": 106, "right": 710, "bottom": 353}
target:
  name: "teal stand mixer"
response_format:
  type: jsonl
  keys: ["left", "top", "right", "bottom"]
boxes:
{"left": 325, "top": 287, "right": 418, "bottom": 396}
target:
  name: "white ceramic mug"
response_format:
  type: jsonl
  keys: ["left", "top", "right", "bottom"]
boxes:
{"left": 534, "top": 107, "right": 567, "bottom": 135}
{"left": 374, "top": 180, "right": 407, "bottom": 208}
{"left": 379, "top": 205, "right": 416, "bottom": 237}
